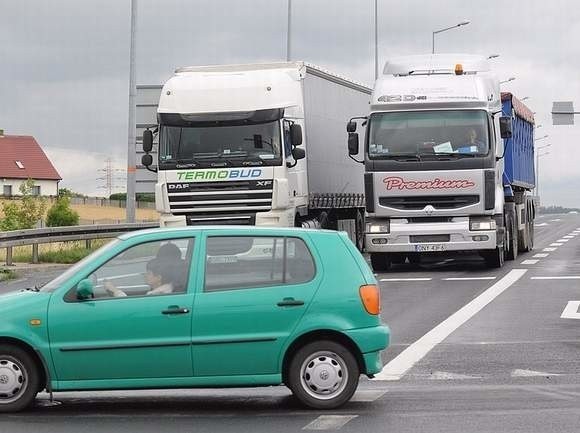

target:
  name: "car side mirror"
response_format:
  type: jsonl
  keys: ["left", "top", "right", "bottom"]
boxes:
{"left": 290, "top": 124, "right": 303, "bottom": 146}
{"left": 76, "top": 278, "right": 94, "bottom": 301}
{"left": 141, "top": 154, "right": 153, "bottom": 167}
{"left": 346, "top": 121, "right": 357, "bottom": 133}
{"left": 292, "top": 147, "right": 305, "bottom": 161}
{"left": 143, "top": 129, "right": 154, "bottom": 152}
{"left": 348, "top": 132, "right": 359, "bottom": 155}
{"left": 499, "top": 117, "right": 513, "bottom": 139}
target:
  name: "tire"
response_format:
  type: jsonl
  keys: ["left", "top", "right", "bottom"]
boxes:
{"left": 407, "top": 254, "right": 421, "bottom": 266}
{"left": 0, "top": 345, "right": 40, "bottom": 413}
{"left": 506, "top": 216, "right": 518, "bottom": 261}
{"left": 527, "top": 219, "right": 534, "bottom": 251}
{"left": 391, "top": 253, "right": 406, "bottom": 265}
{"left": 370, "top": 253, "right": 391, "bottom": 272}
{"left": 355, "top": 210, "right": 365, "bottom": 252}
{"left": 483, "top": 246, "right": 504, "bottom": 268}
{"left": 287, "top": 340, "right": 359, "bottom": 410}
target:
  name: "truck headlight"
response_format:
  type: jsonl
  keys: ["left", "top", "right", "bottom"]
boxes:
{"left": 469, "top": 218, "right": 496, "bottom": 231}
{"left": 366, "top": 221, "right": 390, "bottom": 234}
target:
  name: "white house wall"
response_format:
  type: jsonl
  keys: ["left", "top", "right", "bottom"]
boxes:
{"left": 0, "top": 178, "right": 58, "bottom": 197}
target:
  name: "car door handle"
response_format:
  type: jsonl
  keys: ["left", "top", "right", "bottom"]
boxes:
{"left": 277, "top": 298, "right": 305, "bottom": 307}
{"left": 162, "top": 307, "right": 190, "bottom": 315}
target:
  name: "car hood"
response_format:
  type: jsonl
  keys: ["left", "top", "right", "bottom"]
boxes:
{"left": 0, "top": 290, "right": 51, "bottom": 317}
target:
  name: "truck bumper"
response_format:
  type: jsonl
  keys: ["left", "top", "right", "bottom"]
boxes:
{"left": 255, "top": 208, "right": 295, "bottom": 227}
{"left": 159, "top": 214, "right": 187, "bottom": 227}
{"left": 365, "top": 218, "right": 497, "bottom": 253}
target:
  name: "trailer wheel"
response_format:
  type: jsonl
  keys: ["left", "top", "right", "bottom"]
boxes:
{"left": 525, "top": 218, "right": 534, "bottom": 252}
{"left": 370, "top": 253, "right": 391, "bottom": 272}
{"left": 506, "top": 215, "right": 518, "bottom": 260}
{"left": 355, "top": 209, "right": 365, "bottom": 252}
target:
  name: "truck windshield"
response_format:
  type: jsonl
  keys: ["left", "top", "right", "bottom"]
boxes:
{"left": 368, "top": 110, "right": 490, "bottom": 159}
{"left": 158, "top": 116, "right": 282, "bottom": 167}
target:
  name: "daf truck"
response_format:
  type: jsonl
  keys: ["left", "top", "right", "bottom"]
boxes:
{"left": 347, "top": 54, "right": 536, "bottom": 270}
{"left": 141, "top": 62, "right": 371, "bottom": 249}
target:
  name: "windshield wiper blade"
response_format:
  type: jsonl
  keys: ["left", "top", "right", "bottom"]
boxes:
{"left": 433, "top": 152, "right": 478, "bottom": 158}
{"left": 21, "top": 285, "right": 41, "bottom": 292}
{"left": 384, "top": 153, "right": 422, "bottom": 161}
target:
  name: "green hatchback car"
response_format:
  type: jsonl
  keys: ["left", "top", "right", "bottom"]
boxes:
{"left": 0, "top": 227, "right": 389, "bottom": 412}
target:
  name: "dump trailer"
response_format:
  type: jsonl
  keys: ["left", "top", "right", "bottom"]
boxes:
{"left": 346, "top": 54, "right": 536, "bottom": 269}
{"left": 142, "top": 62, "right": 372, "bottom": 249}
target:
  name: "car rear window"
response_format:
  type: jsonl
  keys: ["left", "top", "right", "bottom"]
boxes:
{"left": 204, "top": 236, "right": 315, "bottom": 292}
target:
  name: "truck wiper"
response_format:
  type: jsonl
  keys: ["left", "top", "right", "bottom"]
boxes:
{"left": 384, "top": 153, "right": 422, "bottom": 161}
{"left": 433, "top": 152, "right": 478, "bottom": 158}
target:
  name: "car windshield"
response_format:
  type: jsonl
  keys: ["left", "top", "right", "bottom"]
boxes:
{"left": 158, "top": 110, "right": 283, "bottom": 167}
{"left": 39, "top": 239, "right": 120, "bottom": 293}
{"left": 368, "top": 110, "right": 490, "bottom": 158}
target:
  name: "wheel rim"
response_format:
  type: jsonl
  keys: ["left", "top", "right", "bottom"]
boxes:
{"left": 0, "top": 357, "right": 28, "bottom": 404}
{"left": 300, "top": 351, "right": 348, "bottom": 400}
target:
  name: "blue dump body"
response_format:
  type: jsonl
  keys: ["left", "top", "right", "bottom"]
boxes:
{"left": 501, "top": 92, "right": 536, "bottom": 191}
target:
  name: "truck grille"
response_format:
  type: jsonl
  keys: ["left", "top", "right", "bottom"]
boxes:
{"left": 167, "top": 180, "right": 273, "bottom": 216}
{"left": 379, "top": 195, "right": 479, "bottom": 210}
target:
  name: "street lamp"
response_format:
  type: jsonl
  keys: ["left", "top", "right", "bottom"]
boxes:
{"left": 534, "top": 134, "right": 548, "bottom": 142}
{"left": 499, "top": 77, "right": 516, "bottom": 84}
{"left": 521, "top": 96, "right": 530, "bottom": 101}
{"left": 535, "top": 124, "right": 543, "bottom": 129}
{"left": 487, "top": 54, "right": 500, "bottom": 60}
{"left": 432, "top": 20, "right": 470, "bottom": 54}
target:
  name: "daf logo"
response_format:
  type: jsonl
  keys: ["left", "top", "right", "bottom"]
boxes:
{"left": 423, "top": 205, "right": 436, "bottom": 216}
{"left": 256, "top": 181, "right": 273, "bottom": 187}
{"left": 168, "top": 183, "right": 190, "bottom": 190}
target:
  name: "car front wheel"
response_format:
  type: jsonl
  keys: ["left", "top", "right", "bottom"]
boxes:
{"left": 0, "top": 345, "right": 40, "bottom": 413}
{"left": 287, "top": 340, "right": 359, "bottom": 410}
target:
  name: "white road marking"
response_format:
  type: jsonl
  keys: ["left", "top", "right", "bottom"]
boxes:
{"left": 564, "top": 235, "right": 575, "bottom": 239}
{"left": 532, "top": 276, "right": 580, "bottom": 280}
{"left": 560, "top": 301, "right": 580, "bottom": 319}
{"left": 543, "top": 247, "right": 557, "bottom": 252}
{"left": 550, "top": 243, "right": 564, "bottom": 247}
{"left": 511, "top": 369, "right": 561, "bottom": 377}
{"left": 557, "top": 239, "right": 570, "bottom": 242}
{"left": 380, "top": 278, "right": 432, "bottom": 282}
{"left": 428, "top": 371, "right": 482, "bottom": 380}
{"left": 549, "top": 219, "right": 562, "bottom": 222}
{"left": 374, "top": 269, "right": 527, "bottom": 381}
{"left": 443, "top": 277, "right": 496, "bottom": 281}
{"left": 350, "top": 390, "right": 387, "bottom": 402}
{"left": 534, "top": 222, "right": 548, "bottom": 227}
{"left": 521, "top": 259, "right": 539, "bottom": 265}
{"left": 533, "top": 253, "right": 549, "bottom": 258}
{"left": 303, "top": 415, "right": 358, "bottom": 430}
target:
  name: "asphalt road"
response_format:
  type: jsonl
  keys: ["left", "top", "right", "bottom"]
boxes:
{"left": 1, "top": 213, "right": 580, "bottom": 432}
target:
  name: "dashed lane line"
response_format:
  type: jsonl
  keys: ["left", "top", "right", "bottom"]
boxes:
{"left": 550, "top": 243, "right": 564, "bottom": 247}
{"left": 563, "top": 235, "right": 575, "bottom": 239}
{"left": 543, "top": 247, "right": 557, "bottom": 252}
{"left": 303, "top": 415, "right": 358, "bottom": 430}
{"left": 521, "top": 259, "right": 539, "bottom": 265}
{"left": 443, "top": 277, "right": 496, "bottom": 281}
{"left": 531, "top": 276, "right": 580, "bottom": 280}
{"left": 374, "top": 269, "right": 527, "bottom": 381}
{"left": 380, "top": 278, "right": 432, "bottom": 282}
{"left": 533, "top": 253, "right": 549, "bottom": 258}
{"left": 557, "top": 239, "right": 570, "bottom": 243}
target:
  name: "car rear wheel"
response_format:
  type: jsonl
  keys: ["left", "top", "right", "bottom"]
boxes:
{"left": 0, "top": 345, "right": 40, "bottom": 413}
{"left": 287, "top": 340, "right": 359, "bottom": 410}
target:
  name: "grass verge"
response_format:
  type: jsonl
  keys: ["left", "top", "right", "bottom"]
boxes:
{"left": 0, "top": 268, "right": 17, "bottom": 282}
{"left": 1, "top": 239, "right": 111, "bottom": 264}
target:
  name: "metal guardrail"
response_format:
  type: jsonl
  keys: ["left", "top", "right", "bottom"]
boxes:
{"left": 0, "top": 223, "right": 159, "bottom": 266}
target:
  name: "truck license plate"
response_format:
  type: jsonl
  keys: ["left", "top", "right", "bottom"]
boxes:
{"left": 415, "top": 244, "right": 446, "bottom": 252}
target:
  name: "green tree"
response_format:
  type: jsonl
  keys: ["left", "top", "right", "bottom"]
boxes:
{"left": 46, "top": 191, "right": 80, "bottom": 227}
{"left": 0, "top": 179, "right": 47, "bottom": 231}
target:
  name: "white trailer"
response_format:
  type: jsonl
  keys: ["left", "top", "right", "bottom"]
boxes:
{"left": 142, "top": 62, "right": 371, "bottom": 249}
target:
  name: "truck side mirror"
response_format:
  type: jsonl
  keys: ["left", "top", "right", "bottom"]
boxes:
{"left": 348, "top": 132, "right": 359, "bottom": 155}
{"left": 141, "top": 154, "right": 153, "bottom": 167}
{"left": 499, "top": 117, "right": 513, "bottom": 139}
{"left": 346, "top": 121, "right": 357, "bottom": 133}
{"left": 290, "top": 124, "right": 303, "bottom": 146}
{"left": 292, "top": 147, "right": 305, "bottom": 161}
{"left": 143, "top": 129, "right": 154, "bottom": 152}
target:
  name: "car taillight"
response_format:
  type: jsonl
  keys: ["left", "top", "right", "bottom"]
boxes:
{"left": 359, "top": 284, "right": 380, "bottom": 315}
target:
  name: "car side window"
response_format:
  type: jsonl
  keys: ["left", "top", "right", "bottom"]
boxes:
{"left": 75, "top": 238, "right": 193, "bottom": 300}
{"left": 204, "top": 236, "right": 315, "bottom": 292}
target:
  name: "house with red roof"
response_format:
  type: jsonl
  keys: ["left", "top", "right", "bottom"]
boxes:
{"left": 0, "top": 131, "right": 62, "bottom": 197}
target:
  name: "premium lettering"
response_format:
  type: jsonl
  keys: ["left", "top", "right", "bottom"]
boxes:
{"left": 383, "top": 176, "right": 476, "bottom": 190}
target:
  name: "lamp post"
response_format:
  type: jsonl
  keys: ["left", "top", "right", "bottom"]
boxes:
{"left": 374, "top": 0, "right": 378, "bottom": 79}
{"left": 499, "top": 77, "right": 516, "bottom": 84}
{"left": 432, "top": 20, "right": 470, "bottom": 54}
{"left": 286, "top": 0, "right": 292, "bottom": 61}
{"left": 535, "top": 143, "right": 551, "bottom": 198}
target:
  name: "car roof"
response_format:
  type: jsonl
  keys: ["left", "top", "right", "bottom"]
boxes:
{"left": 117, "top": 225, "right": 341, "bottom": 241}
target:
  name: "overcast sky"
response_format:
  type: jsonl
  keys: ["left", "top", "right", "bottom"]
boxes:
{"left": 1, "top": 0, "right": 579, "bottom": 206}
